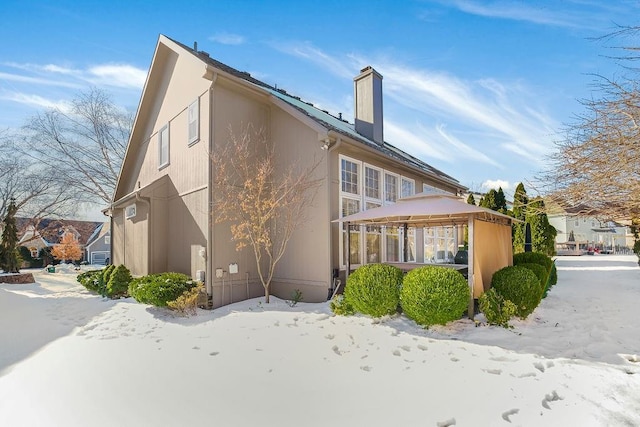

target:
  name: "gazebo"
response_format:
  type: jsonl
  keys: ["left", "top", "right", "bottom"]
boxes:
{"left": 334, "top": 193, "right": 516, "bottom": 318}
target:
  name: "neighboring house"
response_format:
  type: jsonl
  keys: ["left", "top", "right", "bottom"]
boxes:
{"left": 85, "top": 222, "right": 111, "bottom": 265}
{"left": 109, "top": 35, "right": 466, "bottom": 307}
{"left": 17, "top": 218, "right": 103, "bottom": 262}
{"left": 548, "top": 210, "right": 630, "bottom": 254}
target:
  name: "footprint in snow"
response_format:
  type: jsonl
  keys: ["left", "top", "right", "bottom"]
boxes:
{"left": 393, "top": 350, "right": 402, "bottom": 357}
{"left": 436, "top": 417, "right": 456, "bottom": 427}
{"left": 483, "top": 368, "right": 502, "bottom": 375}
{"left": 332, "top": 345, "right": 342, "bottom": 356}
{"left": 400, "top": 345, "right": 411, "bottom": 352}
{"left": 417, "top": 344, "right": 428, "bottom": 351}
{"left": 360, "top": 366, "right": 372, "bottom": 372}
{"left": 542, "top": 390, "right": 563, "bottom": 409}
{"left": 502, "top": 408, "right": 519, "bottom": 423}
{"left": 325, "top": 334, "right": 335, "bottom": 340}
{"left": 518, "top": 372, "right": 537, "bottom": 378}
{"left": 192, "top": 346, "right": 200, "bottom": 350}
{"left": 534, "top": 362, "right": 545, "bottom": 373}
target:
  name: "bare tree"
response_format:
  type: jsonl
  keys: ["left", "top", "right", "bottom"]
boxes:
{"left": 211, "top": 124, "right": 323, "bottom": 303}
{"left": 543, "top": 26, "right": 640, "bottom": 221}
{"left": 0, "top": 131, "right": 76, "bottom": 224}
{"left": 21, "top": 88, "right": 132, "bottom": 205}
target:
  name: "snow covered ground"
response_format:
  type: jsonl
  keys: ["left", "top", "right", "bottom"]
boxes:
{"left": 0, "top": 256, "right": 638, "bottom": 426}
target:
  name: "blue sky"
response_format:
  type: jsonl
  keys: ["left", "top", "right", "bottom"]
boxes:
{"left": 1, "top": 0, "right": 637, "bottom": 204}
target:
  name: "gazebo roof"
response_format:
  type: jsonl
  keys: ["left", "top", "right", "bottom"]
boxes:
{"left": 334, "top": 193, "right": 515, "bottom": 227}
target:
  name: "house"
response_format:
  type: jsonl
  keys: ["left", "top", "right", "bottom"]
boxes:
{"left": 17, "top": 218, "right": 103, "bottom": 262}
{"left": 548, "top": 210, "right": 630, "bottom": 254}
{"left": 85, "top": 222, "right": 111, "bottom": 264}
{"left": 109, "top": 35, "right": 466, "bottom": 307}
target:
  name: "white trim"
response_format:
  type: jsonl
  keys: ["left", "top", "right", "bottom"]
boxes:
{"left": 125, "top": 204, "right": 137, "bottom": 219}
{"left": 401, "top": 177, "right": 415, "bottom": 198}
{"left": 90, "top": 251, "right": 110, "bottom": 265}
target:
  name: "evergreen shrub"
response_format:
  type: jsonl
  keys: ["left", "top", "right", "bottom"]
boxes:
{"left": 518, "top": 262, "right": 548, "bottom": 298}
{"left": 479, "top": 288, "right": 517, "bottom": 328}
{"left": 129, "top": 272, "right": 197, "bottom": 307}
{"left": 513, "top": 252, "right": 552, "bottom": 271}
{"left": 330, "top": 294, "right": 355, "bottom": 316}
{"left": 400, "top": 266, "right": 469, "bottom": 327}
{"left": 77, "top": 269, "right": 103, "bottom": 292}
{"left": 491, "top": 266, "right": 541, "bottom": 319}
{"left": 167, "top": 282, "right": 204, "bottom": 316}
{"left": 106, "top": 264, "right": 132, "bottom": 298}
{"left": 343, "top": 264, "right": 403, "bottom": 317}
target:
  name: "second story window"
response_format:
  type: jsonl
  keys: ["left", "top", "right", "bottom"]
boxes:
{"left": 158, "top": 124, "right": 170, "bottom": 169}
{"left": 188, "top": 99, "right": 199, "bottom": 145}
{"left": 341, "top": 158, "right": 359, "bottom": 195}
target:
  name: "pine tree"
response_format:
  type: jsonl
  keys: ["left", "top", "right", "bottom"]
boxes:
{"left": 466, "top": 194, "right": 475, "bottom": 205}
{"left": 496, "top": 187, "right": 507, "bottom": 213}
{"left": 526, "top": 198, "right": 557, "bottom": 256}
{"left": 512, "top": 183, "right": 528, "bottom": 253}
{"left": 480, "top": 189, "right": 498, "bottom": 211}
{"left": 0, "top": 199, "right": 21, "bottom": 273}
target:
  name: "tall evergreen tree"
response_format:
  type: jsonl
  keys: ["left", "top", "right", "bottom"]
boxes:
{"left": 496, "top": 187, "right": 507, "bottom": 213}
{"left": 512, "top": 183, "right": 528, "bottom": 253}
{"left": 480, "top": 189, "right": 498, "bottom": 211}
{"left": 0, "top": 198, "right": 20, "bottom": 273}
{"left": 466, "top": 193, "right": 475, "bottom": 205}
{"left": 526, "top": 197, "right": 556, "bottom": 256}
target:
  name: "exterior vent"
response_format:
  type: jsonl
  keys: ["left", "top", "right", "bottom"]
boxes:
{"left": 125, "top": 204, "right": 137, "bottom": 220}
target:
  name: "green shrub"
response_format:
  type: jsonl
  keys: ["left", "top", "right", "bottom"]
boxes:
{"left": 400, "top": 266, "right": 469, "bottom": 327}
{"left": 491, "top": 266, "right": 541, "bottom": 319}
{"left": 77, "top": 269, "right": 103, "bottom": 292}
{"left": 513, "top": 252, "right": 552, "bottom": 271}
{"left": 167, "top": 282, "right": 204, "bottom": 316}
{"left": 106, "top": 265, "right": 132, "bottom": 298}
{"left": 343, "top": 264, "right": 403, "bottom": 318}
{"left": 479, "top": 288, "right": 517, "bottom": 328}
{"left": 330, "top": 294, "right": 355, "bottom": 316}
{"left": 549, "top": 262, "right": 557, "bottom": 288}
{"left": 129, "top": 272, "right": 197, "bottom": 307}
{"left": 518, "top": 262, "right": 547, "bottom": 298}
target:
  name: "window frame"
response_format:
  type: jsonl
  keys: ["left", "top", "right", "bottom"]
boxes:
{"left": 188, "top": 98, "right": 199, "bottom": 146}
{"left": 158, "top": 123, "right": 170, "bottom": 169}
{"left": 401, "top": 177, "right": 415, "bottom": 198}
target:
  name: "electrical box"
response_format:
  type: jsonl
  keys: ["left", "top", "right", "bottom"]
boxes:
{"left": 215, "top": 268, "right": 223, "bottom": 278}
{"left": 229, "top": 263, "right": 238, "bottom": 274}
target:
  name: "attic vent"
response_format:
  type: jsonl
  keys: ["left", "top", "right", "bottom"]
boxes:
{"left": 125, "top": 204, "right": 137, "bottom": 220}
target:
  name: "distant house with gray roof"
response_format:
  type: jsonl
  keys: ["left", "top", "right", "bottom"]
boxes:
{"left": 109, "top": 34, "right": 466, "bottom": 307}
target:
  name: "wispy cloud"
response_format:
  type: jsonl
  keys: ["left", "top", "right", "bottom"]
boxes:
{"left": 87, "top": 64, "right": 146, "bottom": 88}
{"left": 209, "top": 32, "right": 246, "bottom": 45}
{"left": 0, "top": 71, "right": 81, "bottom": 88}
{"left": 482, "top": 179, "right": 511, "bottom": 191}
{"left": 1, "top": 92, "right": 71, "bottom": 111}
{"left": 268, "top": 41, "right": 356, "bottom": 79}
{"left": 432, "top": 0, "right": 637, "bottom": 30}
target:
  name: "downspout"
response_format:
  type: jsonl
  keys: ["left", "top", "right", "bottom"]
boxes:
{"left": 135, "top": 192, "right": 151, "bottom": 274}
{"left": 206, "top": 72, "right": 218, "bottom": 304}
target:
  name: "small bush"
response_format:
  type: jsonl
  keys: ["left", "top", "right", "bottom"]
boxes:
{"left": 167, "top": 282, "right": 204, "bottom": 316}
{"left": 479, "top": 288, "right": 517, "bottom": 328}
{"left": 77, "top": 269, "right": 103, "bottom": 292}
{"left": 518, "top": 263, "right": 547, "bottom": 298}
{"left": 491, "top": 266, "right": 541, "bottom": 319}
{"left": 400, "top": 266, "right": 469, "bottom": 327}
{"left": 343, "top": 264, "right": 403, "bottom": 318}
{"left": 129, "top": 272, "right": 197, "bottom": 307}
{"left": 330, "top": 294, "right": 355, "bottom": 316}
{"left": 549, "top": 262, "right": 557, "bottom": 288}
{"left": 106, "top": 265, "right": 132, "bottom": 298}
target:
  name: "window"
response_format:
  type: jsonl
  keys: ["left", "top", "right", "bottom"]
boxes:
{"left": 341, "top": 158, "right": 359, "bottom": 194}
{"left": 384, "top": 173, "right": 398, "bottom": 204}
{"left": 29, "top": 247, "right": 39, "bottom": 258}
{"left": 104, "top": 235, "right": 111, "bottom": 245}
{"left": 424, "top": 226, "right": 457, "bottom": 263}
{"left": 366, "top": 226, "right": 382, "bottom": 263}
{"left": 401, "top": 177, "right": 415, "bottom": 198}
{"left": 158, "top": 124, "right": 170, "bottom": 168}
{"left": 364, "top": 166, "right": 381, "bottom": 200}
{"left": 188, "top": 99, "right": 199, "bottom": 145}
{"left": 385, "top": 227, "right": 401, "bottom": 262}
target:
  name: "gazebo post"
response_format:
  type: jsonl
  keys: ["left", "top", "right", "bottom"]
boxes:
{"left": 467, "top": 215, "right": 475, "bottom": 319}
{"left": 345, "top": 221, "right": 351, "bottom": 282}
{"left": 403, "top": 223, "right": 408, "bottom": 262}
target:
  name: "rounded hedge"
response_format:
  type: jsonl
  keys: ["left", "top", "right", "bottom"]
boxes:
{"left": 479, "top": 288, "right": 516, "bottom": 328}
{"left": 400, "top": 266, "right": 469, "bottom": 327}
{"left": 343, "top": 264, "right": 403, "bottom": 317}
{"left": 513, "top": 252, "right": 552, "bottom": 271}
{"left": 128, "top": 272, "right": 197, "bottom": 307}
{"left": 491, "top": 265, "right": 541, "bottom": 319}
{"left": 518, "top": 262, "right": 547, "bottom": 298}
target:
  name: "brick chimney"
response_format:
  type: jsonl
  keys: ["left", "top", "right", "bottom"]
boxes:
{"left": 354, "top": 66, "right": 383, "bottom": 145}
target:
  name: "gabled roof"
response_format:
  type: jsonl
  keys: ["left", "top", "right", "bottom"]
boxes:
{"left": 17, "top": 218, "right": 103, "bottom": 246}
{"left": 165, "top": 35, "right": 464, "bottom": 191}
